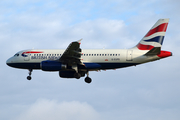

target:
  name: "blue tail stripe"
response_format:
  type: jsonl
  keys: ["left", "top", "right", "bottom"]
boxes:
{"left": 144, "top": 36, "right": 164, "bottom": 45}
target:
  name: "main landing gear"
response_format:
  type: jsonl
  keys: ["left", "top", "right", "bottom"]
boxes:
{"left": 74, "top": 73, "right": 81, "bottom": 79}
{"left": 73, "top": 65, "right": 81, "bottom": 79}
{"left": 74, "top": 71, "right": 92, "bottom": 84}
{"left": 27, "top": 69, "right": 32, "bottom": 80}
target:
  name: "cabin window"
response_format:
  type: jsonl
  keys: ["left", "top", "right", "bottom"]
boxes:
{"left": 110, "top": 54, "right": 112, "bottom": 56}
{"left": 102, "top": 54, "right": 104, "bottom": 56}
{"left": 94, "top": 54, "right": 96, "bottom": 56}
{"left": 118, "top": 54, "right": 120, "bottom": 56}
{"left": 99, "top": 54, "right": 101, "bottom": 56}
{"left": 89, "top": 54, "right": 91, "bottom": 56}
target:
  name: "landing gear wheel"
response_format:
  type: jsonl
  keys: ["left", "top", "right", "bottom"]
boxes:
{"left": 85, "top": 77, "right": 92, "bottom": 83}
{"left": 27, "top": 76, "right": 32, "bottom": 80}
{"left": 27, "top": 69, "right": 33, "bottom": 80}
{"left": 74, "top": 73, "right": 81, "bottom": 79}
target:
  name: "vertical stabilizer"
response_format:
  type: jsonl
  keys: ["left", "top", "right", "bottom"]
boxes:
{"left": 135, "top": 19, "right": 169, "bottom": 50}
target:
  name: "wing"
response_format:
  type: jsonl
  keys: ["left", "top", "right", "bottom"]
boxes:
{"left": 59, "top": 39, "right": 83, "bottom": 66}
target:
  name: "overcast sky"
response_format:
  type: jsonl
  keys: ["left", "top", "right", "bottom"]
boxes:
{"left": 0, "top": 0, "right": 180, "bottom": 120}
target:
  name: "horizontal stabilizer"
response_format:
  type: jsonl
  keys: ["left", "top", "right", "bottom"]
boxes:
{"left": 145, "top": 47, "right": 161, "bottom": 55}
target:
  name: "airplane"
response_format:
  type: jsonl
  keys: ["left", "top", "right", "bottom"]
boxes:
{"left": 6, "top": 19, "right": 172, "bottom": 83}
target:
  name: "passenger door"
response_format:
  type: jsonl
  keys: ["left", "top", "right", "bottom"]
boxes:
{"left": 126, "top": 50, "right": 133, "bottom": 61}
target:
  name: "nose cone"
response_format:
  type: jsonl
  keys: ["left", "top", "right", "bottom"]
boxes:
{"left": 6, "top": 57, "right": 13, "bottom": 67}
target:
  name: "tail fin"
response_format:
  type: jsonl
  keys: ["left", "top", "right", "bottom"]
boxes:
{"left": 136, "top": 19, "right": 169, "bottom": 50}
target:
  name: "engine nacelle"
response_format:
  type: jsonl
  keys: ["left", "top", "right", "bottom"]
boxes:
{"left": 59, "top": 71, "right": 76, "bottom": 78}
{"left": 41, "top": 60, "right": 66, "bottom": 71}
{"left": 59, "top": 71, "right": 85, "bottom": 78}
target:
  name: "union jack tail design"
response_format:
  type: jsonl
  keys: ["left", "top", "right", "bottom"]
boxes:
{"left": 136, "top": 19, "right": 169, "bottom": 50}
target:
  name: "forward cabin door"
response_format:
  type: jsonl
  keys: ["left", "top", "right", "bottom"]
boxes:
{"left": 24, "top": 54, "right": 30, "bottom": 61}
{"left": 126, "top": 50, "right": 133, "bottom": 61}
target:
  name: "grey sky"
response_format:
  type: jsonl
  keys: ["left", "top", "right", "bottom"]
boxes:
{"left": 0, "top": 0, "right": 180, "bottom": 120}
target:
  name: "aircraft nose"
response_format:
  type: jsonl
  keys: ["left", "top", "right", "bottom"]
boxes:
{"left": 6, "top": 57, "right": 13, "bottom": 67}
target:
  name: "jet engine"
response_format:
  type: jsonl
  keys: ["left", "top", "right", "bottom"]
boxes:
{"left": 59, "top": 71, "right": 76, "bottom": 78}
{"left": 41, "top": 60, "right": 66, "bottom": 71}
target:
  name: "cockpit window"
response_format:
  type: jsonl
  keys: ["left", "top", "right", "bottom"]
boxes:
{"left": 14, "top": 53, "right": 19, "bottom": 57}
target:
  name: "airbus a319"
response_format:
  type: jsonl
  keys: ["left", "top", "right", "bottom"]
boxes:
{"left": 6, "top": 19, "right": 172, "bottom": 83}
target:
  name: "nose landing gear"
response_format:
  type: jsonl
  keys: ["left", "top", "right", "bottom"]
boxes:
{"left": 84, "top": 71, "right": 92, "bottom": 83}
{"left": 27, "top": 69, "right": 32, "bottom": 80}
{"left": 85, "top": 77, "right": 92, "bottom": 83}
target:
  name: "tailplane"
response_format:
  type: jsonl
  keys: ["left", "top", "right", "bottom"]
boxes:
{"left": 135, "top": 19, "right": 169, "bottom": 50}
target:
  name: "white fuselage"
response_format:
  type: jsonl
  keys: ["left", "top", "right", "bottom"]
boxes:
{"left": 6, "top": 48, "right": 161, "bottom": 70}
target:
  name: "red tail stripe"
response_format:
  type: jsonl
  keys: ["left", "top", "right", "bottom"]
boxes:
{"left": 137, "top": 43, "right": 154, "bottom": 50}
{"left": 145, "top": 23, "right": 168, "bottom": 37}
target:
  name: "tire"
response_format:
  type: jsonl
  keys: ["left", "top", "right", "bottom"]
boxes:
{"left": 85, "top": 77, "right": 92, "bottom": 83}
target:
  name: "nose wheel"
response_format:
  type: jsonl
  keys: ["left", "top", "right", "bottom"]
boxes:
{"left": 84, "top": 71, "right": 92, "bottom": 83}
{"left": 27, "top": 69, "right": 33, "bottom": 80}
{"left": 27, "top": 76, "right": 32, "bottom": 80}
{"left": 85, "top": 77, "right": 92, "bottom": 83}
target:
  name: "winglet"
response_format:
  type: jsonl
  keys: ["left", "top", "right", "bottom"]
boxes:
{"left": 77, "top": 39, "right": 82, "bottom": 44}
